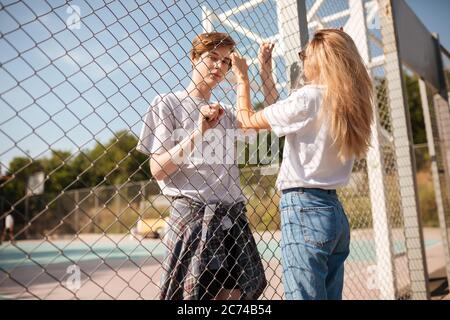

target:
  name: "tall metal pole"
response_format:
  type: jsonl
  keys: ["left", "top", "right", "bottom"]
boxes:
{"left": 379, "top": 0, "right": 430, "bottom": 299}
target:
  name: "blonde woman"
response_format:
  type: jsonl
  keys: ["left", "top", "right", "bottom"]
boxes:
{"left": 231, "top": 29, "right": 373, "bottom": 300}
{"left": 137, "top": 32, "right": 266, "bottom": 300}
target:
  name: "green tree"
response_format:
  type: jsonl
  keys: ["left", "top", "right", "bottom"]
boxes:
{"left": 70, "top": 130, "right": 150, "bottom": 187}
{"left": 3, "top": 156, "right": 44, "bottom": 204}
{"left": 3, "top": 131, "right": 150, "bottom": 209}
{"left": 404, "top": 72, "right": 427, "bottom": 144}
{"left": 40, "top": 150, "right": 76, "bottom": 194}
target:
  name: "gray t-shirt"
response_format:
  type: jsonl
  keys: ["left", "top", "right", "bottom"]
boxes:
{"left": 137, "top": 90, "right": 246, "bottom": 204}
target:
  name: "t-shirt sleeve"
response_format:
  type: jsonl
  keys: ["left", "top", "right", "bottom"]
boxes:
{"left": 136, "top": 94, "right": 175, "bottom": 155}
{"left": 263, "top": 87, "right": 317, "bottom": 137}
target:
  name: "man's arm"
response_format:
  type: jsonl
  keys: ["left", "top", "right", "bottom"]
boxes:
{"left": 150, "top": 128, "right": 202, "bottom": 180}
{"left": 150, "top": 104, "right": 223, "bottom": 180}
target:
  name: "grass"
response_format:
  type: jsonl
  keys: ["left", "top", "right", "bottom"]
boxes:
{"left": 416, "top": 169, "right": 439, "bottom": 227}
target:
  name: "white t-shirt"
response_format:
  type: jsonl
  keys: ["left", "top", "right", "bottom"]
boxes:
{"left": 5, "top": 214, "right": 13, "bottom": 229}
{"left": 263, "top": 84, "right": 355, "bottom": 191}
{"left": 136, "top": 90, "right": 246, "bottom": 204}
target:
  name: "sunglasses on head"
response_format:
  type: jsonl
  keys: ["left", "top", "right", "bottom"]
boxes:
{"left": 298, "top": 49, "right": 306, "bottom": 61}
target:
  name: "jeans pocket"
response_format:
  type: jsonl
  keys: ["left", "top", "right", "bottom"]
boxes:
{"left": 300, "top": 206, "right": 337, "bottom": 248}
{"left": 281, "top": 206, "right": 303, "bottom": 245}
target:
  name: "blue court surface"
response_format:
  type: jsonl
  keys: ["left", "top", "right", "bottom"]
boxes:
{"left": 0, "top": 235, "right": 440, "bottom": 272}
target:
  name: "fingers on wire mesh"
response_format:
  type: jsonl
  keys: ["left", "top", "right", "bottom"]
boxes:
{"left": 200, "top": 103, "right": 223, "bottom": 122}
{"left": 259, "top": 42, "right": 275, "bottom": 59}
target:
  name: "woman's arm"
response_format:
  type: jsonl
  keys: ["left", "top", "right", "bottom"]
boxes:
{"left": 236, "top": 77, "right": 271, "bottom": 130}
{"left": 259, "top": 43, "right": 279, "bottom": 106}
{"left": 261, "top": 71, "right": 279, "bottom": 107}
{"left": 231, "top": 53, "right": 271, "bottom": 130}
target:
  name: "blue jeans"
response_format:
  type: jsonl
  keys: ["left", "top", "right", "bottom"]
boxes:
{"left": 280, "top": 188, "right": 350, "bottom": 300}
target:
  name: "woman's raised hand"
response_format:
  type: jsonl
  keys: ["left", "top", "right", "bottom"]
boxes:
{"left": 258, "top": 42, "right": 275, "bottom": 73}
{"left": 230, "top": 52, "right": 249, "bottom": 82}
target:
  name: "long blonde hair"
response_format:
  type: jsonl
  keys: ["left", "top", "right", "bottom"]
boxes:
{"left": 304, "top": 29, "right": 374, "bottom": 161}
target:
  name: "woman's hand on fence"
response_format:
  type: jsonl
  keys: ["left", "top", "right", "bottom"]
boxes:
{"left": 258, "top": 42, "right": 278, "bottom": 105}
{"left": 259, "top": 42, "right": 275, "bottom": 74}
{"left": 231, "top": 52, "right": 249, "bottom": 82}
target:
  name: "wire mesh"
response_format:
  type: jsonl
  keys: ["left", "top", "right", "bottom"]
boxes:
{"left": 0, "top": 0, "right": 448, "bottom": 300}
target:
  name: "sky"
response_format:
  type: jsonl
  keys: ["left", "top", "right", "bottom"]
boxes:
{"left": 0, "top": 0, "right": 449, "bottom": 173}
{"left": 405, "top": 0, "right": 450, "bottom": 50}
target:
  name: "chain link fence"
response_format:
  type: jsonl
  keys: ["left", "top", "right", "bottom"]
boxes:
{"left": 1, "top": 0, "right": 449, "bottom": 300}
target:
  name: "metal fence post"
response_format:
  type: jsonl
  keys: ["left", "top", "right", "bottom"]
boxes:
{"left": 419, "top": 79, "right": 450, "bottom": 284}
{"left": 379, "top": 0, "right": 430, "bottom": 299}
{"left": 433, "top": 93, "right": 450, "bottom": 207}
{"left": 346, "top": 0, "right": 397, "bottom": 299}
{"left": 277, "top": 0, "right": 309, "bottom": 91}
{"left": 433, "top": 91, "right": 450, "bottom": 279}
{"left": 432, "top": 35, "right": 450, "bottom": 211}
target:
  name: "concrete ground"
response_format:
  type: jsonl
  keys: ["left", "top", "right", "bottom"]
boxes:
{"left": 0, "top": 228, "right": 447, "bottom": 300}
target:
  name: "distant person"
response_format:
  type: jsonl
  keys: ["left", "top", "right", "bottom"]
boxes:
{"left": 2, "top": 214, "right": 15, "bottom": 244}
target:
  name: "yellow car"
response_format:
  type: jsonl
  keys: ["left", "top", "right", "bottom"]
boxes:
{"left": 136, "top": 218, "right": 167, "bottom": 239}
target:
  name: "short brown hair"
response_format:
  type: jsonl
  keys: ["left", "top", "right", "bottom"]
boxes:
{"left": 190, "top": 32, "right": 235, "bottom": 61}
